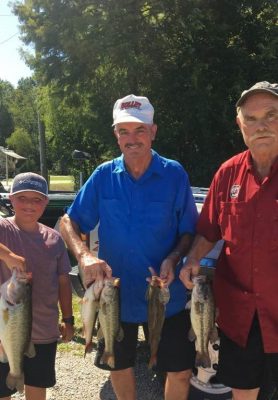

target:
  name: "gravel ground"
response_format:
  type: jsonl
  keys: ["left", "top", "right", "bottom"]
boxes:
{"left": 11, "top": 335, "right": 164, "bottom": 400}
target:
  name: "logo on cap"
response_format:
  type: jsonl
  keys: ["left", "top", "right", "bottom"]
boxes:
{"left": 120, "top": 101, "right": 141, "bottom": 110}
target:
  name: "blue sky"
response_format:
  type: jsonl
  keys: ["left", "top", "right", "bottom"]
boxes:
{"left": 0, "top": 0, "right": 32, "bottom": 87}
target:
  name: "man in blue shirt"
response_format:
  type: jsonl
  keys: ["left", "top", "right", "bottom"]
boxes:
{"left": 60, "top": 94, "right": 198, "bottom": 400}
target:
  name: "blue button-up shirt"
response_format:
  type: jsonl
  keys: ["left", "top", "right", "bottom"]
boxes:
{"left": 67, "top": 150, "right": 198, "bottom": 322}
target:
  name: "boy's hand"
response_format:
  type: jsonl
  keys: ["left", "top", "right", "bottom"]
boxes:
{"left": 59, "top": 322, "right": 74, "bottom": 343}
{"left": 4, "top": 252, "right": 26, "bottom": 272}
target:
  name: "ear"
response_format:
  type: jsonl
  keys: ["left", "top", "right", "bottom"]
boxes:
{"left": 113, "top": 129, "right": 119, "bottom": 141}
{"left": 9, "top": 194, "right": 14, "bottom": 206}
{"left": 236, "top": 115, "right": 242, "bottom": 130}
{"left": 150, "top": 124, "right": 158, "bottom": 141}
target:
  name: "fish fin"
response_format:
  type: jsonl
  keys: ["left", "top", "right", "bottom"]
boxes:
{"left": 188, "top": 327, "right": 196, "bottom": 342}
{"left": 116, "top": 327, "right": 124, "bottom": 342}
{"left": 97, "top": 326, "right": 103, "bottom": 340}
{"left": 148, "top": 355, "right": 157, "bottom": 369}
{"left": 102, "top": 352, "right": 115, "bottom": 369}
{"left": 0, "top": 343, "right": 8, "bottom": 363}
{"left": 84, "top": 342, "right": 93, "bottom": 357}
{"left": 195, "top": 351, "right": 211, "bottom": 368}
{"left": 185, "top": 300, "right": 191, "bottom": 310}
{"left": 6, "top": 373, "right": 24, "bottom": 393}
{"left": 209, "top": 326, "right": 219, "bottom": 344}
{"left": 92, "top": 309, "right": 99, "bottom": 336}
{"left": 25, "top": 342, "right": 36, "bottom": 358}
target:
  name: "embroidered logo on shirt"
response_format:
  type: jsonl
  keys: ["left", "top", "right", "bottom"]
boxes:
{"left": 230, "top": 184, "right": 241, "bottom": 198}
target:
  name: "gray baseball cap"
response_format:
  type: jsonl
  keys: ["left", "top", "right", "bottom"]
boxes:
{"left": 236, "top": 81, "right": 278, "bottom": 107}
{"left": 10, "top": 172, "right": 48, "bottom": 196}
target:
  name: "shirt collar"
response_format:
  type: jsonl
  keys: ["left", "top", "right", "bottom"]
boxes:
{"left": 246, "top": 150, "right": 278, "bottom": 183}
{"left": 112, "top": 150, "right": 165, "bottom": 178}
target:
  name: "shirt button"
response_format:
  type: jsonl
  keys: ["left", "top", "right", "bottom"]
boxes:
{"left": 254, "top": 268, "right": 258, "bottom": 272}
{"left": 255, "top": 293, "right": 260, "bottom": 297}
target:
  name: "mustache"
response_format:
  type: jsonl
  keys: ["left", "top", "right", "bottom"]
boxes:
{"left": 252, "top": 131, "right": 275, "bottom": 139}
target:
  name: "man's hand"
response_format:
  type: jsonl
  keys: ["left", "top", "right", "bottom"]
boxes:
{"left": 179, "top": 257, "right": 200, "bottom": 290}
{"left": 79, "top": 252, "right": 112, "bottom": 288}
{"left": 159, "top": 258, "right": 176, "bottom": 286}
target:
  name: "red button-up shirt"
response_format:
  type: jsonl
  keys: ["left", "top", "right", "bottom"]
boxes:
{"left": 197, "top": 150, "right": 278, "bottom": 352}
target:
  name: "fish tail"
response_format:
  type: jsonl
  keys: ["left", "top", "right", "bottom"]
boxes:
{"left": 6, "top": 372, "right": 24, "bottom": 393}
{"left": 84, "top": 342, "right": 93, "bottom": 357}
{"left": 102, "top": 352, "right": 115, "bottom": 369}
{"left": 25, "top": 341, "right": 36, "bottom": 358}
{"left": 148, "top": 354, "right": 157, "bottom": 369}
{"left": 195, "top": 351, "right": 211, "bottom": 369}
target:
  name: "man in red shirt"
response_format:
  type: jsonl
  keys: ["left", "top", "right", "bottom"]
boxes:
{"left": 180, "top": 81, "right": 278, "bottom": 400}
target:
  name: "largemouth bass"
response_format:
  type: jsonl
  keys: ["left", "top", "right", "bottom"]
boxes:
{"left": 81, "top": 280, "right": 103, "bottom": 356}
{"left": 146, "top": 276, "right": 170, "bottom": 369}
{"left": 0, "top": 270, "right": 35, "bottom": 393}
{"left": 189, "top": 275, "right": 218, "bottom": 368}
{"left": 97, "top": 278, "right": 123, "bottom": 369}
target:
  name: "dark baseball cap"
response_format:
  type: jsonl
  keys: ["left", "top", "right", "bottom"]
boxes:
{"left": 236, "top": 81, "right": 278, "bottom": 107}
{"left": 10, "top": 172, "right": 48, "bottom": 197}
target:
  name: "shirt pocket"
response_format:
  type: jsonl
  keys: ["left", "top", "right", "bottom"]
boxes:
{"left": 218, "top": 201, "right": 249, "bottom": 247}
{"left": 144, "top": 201, "right": 173, "bottom": 236}
{"left": 100, "top": 198, "right": 125, "bottom": 226}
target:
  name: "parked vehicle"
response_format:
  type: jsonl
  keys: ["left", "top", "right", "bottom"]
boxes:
{"left": 0, "top": 187, "right": 232, "bottom": 399}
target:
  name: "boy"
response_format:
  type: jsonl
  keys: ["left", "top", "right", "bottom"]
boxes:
{"left": 0, "top": 172, "right": 73, "bottom": 400}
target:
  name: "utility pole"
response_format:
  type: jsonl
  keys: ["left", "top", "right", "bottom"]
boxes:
{"left": 35, "top": 84, "right": 48, "bottom": 182}
{"left": 37, "top": 106, "right": 48, "bottom": 180}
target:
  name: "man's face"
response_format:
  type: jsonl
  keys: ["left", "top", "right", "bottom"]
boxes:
{"left": 114, "top": 122, "right": 157, "bottom": 160}
{"left": 236, "top": 93, "right": 278, "bottom": 157}
{"left": 9, "top": 191, "right": 48, "bottom": 225}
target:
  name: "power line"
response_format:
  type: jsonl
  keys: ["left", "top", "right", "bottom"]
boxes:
{"left": 0, "top": 32, "right": 19, "bottom": 45}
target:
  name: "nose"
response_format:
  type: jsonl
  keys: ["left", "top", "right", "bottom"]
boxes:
{"left": 256, "top": 118, "right": 268, "bottom": 130}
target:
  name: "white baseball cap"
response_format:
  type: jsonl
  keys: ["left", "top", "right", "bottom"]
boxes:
{"left": 112, "top": 94, "right": 154, "bottom": 126}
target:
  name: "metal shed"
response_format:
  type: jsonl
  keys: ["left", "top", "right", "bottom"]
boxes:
{"left": 0, "top": 147, "right": 26, "bottom": 189}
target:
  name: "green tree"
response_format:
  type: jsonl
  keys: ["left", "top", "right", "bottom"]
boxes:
{"left": 11, "top": 0, "right": 278, "bottom": 185}
{"left": 6, "top": 128, "right": 36, "bottom": 172}
{"left": 0, "top": 80, "right": 15, "bottom": 146}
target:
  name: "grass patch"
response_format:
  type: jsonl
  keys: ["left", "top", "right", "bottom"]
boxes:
{"left": 49, "top": 175, "right": 74, "bottom": 192}
{"left": 58, "top": 294, "right": 86, "bottom": 356}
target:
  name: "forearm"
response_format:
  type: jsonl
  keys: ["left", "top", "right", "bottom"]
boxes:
{"left": 0, "top": 243, "right": 25, "bottom": 271}
{"left": 166, "top": 233, "right": 195, "bottom": 264}
{"left": 0, "top": 243, "right": 13, "bottom": 263}
{"left": 58, "top": 274, "right": 73, "bottom": 319}
{"left": 186, "top": 234, "right": 217, "bottom": 262}
{"left": 59, "top": 214, "right": 92, "bottom": 262}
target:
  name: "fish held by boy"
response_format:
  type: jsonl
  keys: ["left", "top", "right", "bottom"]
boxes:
{"left": 146, "top": 275, "right": 170, "bottom": 369}
{"left": 189, "top": 275, "right": 218, "bottom": 368}
{"left": 0, "top": 269, "right": 35, "bottom": 393}
{"left": 97, "top": 278, "right": 123, "bottom": 369}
